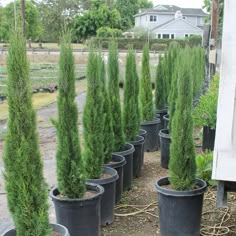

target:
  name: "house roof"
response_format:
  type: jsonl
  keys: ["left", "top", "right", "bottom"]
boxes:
{"left": 134, "top": 4, "right": 207, "bottom": 17}
{"left": 150, "top": 17, "right": 203, "bottom": 32}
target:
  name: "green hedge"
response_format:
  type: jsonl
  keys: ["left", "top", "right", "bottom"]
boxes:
{"left": 89, "top": 36, "right": 202, "bottom": 50}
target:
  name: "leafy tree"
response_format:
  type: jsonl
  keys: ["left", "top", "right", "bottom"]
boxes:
{"left": 140, "top": 43, "right": 154, "bottom": 121}
{"left": 1, "top": 1, "right": 42, "bottom": 41}
{"left": 108, "top": 41, "right": 125, "bottom": 151}
{"left": 53, "top": 33, "right": 85, "bottom": 198}
{"left": 100, "top": 57, "right": 114, "bottom": 164}
{"left": 3, "top": 30, "right": 50, "bottom": 236}
{"left": 73, "top": 0, "right": 121, "bottom": 41}
{"left": 83, "top": 50, "right": 104, "bottom": 178}
{"left": 155, "top": 55, "right": 166, "bottom": 110}
{"left": 169, "top": 50, "right": 196, "bottom": 190}
{"left": 123, "top": 49, "right": 139, "bottom": 141}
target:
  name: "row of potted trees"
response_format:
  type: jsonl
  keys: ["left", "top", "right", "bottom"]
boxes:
{"left": 3, "top": 31, "right": 151, "bottom": 236}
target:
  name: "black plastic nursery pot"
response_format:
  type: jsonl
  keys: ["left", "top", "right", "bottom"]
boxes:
{"left": 104, "top": 154, "right": 126, "bottom": 204}
{"left": 113, "top": 143, "right": 135, "bottom": 191}
{"left": 202, "top": 126, "right": 216, "bottom": 151}
{"left": 155, "top": 177, "right": 207, "bottom": 236}
{"left": 141, "top": 118, "right": 161, "bottom": 152}
{"left": 163, "top": 114, "right": 169, "bottom": 129}
{"left": 2, "top": 224, "right": 70, "bottom": 236}
{"left": 130, "top": 135, "right": 145, "bottom": 178}
{"left": 50, "top": 183, "right": 104, "bottom": 236}
{"left": 139, "top": 129, "right": 147, "bottom": 166}
{"left": 156, "top": 109, "right": 168, "bottom": 130}
{"left": 88, "top": 166, "right": 118, "bottom": 226}
{"left": 159, "top": 129, "right": 171, "bottom": 169}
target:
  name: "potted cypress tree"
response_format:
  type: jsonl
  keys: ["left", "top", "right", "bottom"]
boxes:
{"left": 100, "top": 58, "right": 126, "bottom": 204}
{"left": 155, "top": 53, "right": 207, "bottom": 236}
{"left": 123, "top": 49, "right": 144, "bottom": 178}
{"left": 3, "top": 30, "right": 69, "bottom": 236}
{"left": 84, "top": 50, "right": 118, "bottom": 226}
{"left": 108, "top": 41, "right": 134, "bottom": 191}
{"left": 140, "top": 43, "right": 160, "bottom": 152}
{"left": 50, "top": 34, "right": 104, "bottom": 236}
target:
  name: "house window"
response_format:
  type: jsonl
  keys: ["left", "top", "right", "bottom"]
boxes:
{"left": 157, "top": 34, "right": 161, "bottom": 39}
{"left": 171, "top": 34, "right": 175, "bottom": 39}
{"left": 183, "top": 16, "right": 187, "bottom": 20}
{"left": 162, "top": 34, "right": 170, "bottom": 39}
{"left": 150, "top": 15, "right": 157, "bottom": 22}
{"left": 185, "top": 34, "right": 189, "bottom": 38}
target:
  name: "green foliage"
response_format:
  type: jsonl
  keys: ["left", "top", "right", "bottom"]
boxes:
{"left": 123, "top": 49, "right": 139, "bottom": 141}
{"left": 187, "top": 35, "right": 203, "bottom": 47}
{"left": 53, "top": 33, "right": 85, "bottom": 198}
{"left": 3, "top": 30, "right": 50, "bottom": 235}
{"left": 83, "top": 50, "right": 104, "bottom": 178}
{"left": 108, "top": 41, "right": 125, "bottom": 151}
{"left": 140, "top": 44, "right": 154, "bottom": 121}
{"left": 169, "top": 50, "right": 196, "bottom": 190}
{"left": 1, "top": 1, "right": 42, "bottom": 41}
{"left": 72, "top": 1, "right": 121, "bottom": 41}
{"left": 193, "top": 74, "right": 219, "bottom": 129}
{"left": 97, "top": 27, "right": 122, "bottom": 38}
{"left": 155, "top": 55, "right": 166, "bottom": 110}
{"left": 196, "top": 151, "right": 216, "bottom": 186}
{"left": 151, "top": 43, "right": 168, "bottom": 51}
{"left": 100, "top": 57, "right": 114, "bottom": 164}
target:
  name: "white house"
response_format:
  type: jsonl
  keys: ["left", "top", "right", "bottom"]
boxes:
{"left": 134, "top": 5, "right": 207, "bottom": 39}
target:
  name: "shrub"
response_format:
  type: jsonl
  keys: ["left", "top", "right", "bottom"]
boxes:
{"left": 3, "top": 30, "right": 50, "bottom": 235}
{"left": 100, "top": 57, "right": 114, "bottom": 163}
{"left": 169, "top": 49, "right": 196, "bottom": 190}
{"left": 140, "top": 43, "right": 154, "bottom": 121}
{"left": 193, "top": 74, "right": 219, "bottom": 129}
{"left": 53, "top": 33, "right": 85, "bottom": 198}
{"left": 83, "top": 50, "right": 104, "bottom": 178}
{"left": 187, "top": 35, "right": 202, "bottom": 47}
{"left": 123, "top": 49, "right": 139, "bottom": 141}
{"left": 97, "top": 27, "right": 122, "bottom": 38}
{"left": 108, "top": 41, "right": 125, "bottom": 151}
{"left": 151, "top": 43, "right": 167, "bottom": 51}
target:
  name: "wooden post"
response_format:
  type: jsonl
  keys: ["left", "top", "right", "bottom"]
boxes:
{"left": 21, "top": 0, "right": 26, "bottom": 37}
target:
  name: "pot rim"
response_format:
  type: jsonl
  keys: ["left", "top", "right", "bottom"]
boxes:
{"left": 113, "top": 143, "right": 135, "bottom": 155}
{"left": 50, "top": 182, "right": 104, "bottom": 203}
{"left": 129, "top": 135, "right": 145, "bottom": 145}
{"left": 163, "top": 114, "right": 169, "bottom": 121}
{"left": 141, "top": 118, "right": 161, "bottom": 126}
{"left": 156, "top": 109, "right": 168, "bottom": 114}
{"left": 139, "top": 128, "right": 147, "bottom": 136}
{"left": 158, "top": 129, "right": 171, "bottom": 139}
{"left": 104, "top": 154, "right": 126, "bottom": 168}
{"left": 87, "top": 166, "right": 119, "bottom": 185}
{"left": 155, "top": 177, "right": 207, "bottom": 197}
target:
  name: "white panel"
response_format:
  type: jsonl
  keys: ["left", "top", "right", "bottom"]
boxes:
{"left": 213, "top": 0, "right": 236, "bottom": 181}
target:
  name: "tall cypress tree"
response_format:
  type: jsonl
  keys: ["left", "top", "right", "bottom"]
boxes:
{"left": 140, "top": 44, "right": 154, "bottom": 121}
{"left": 53, "top": 33, "right": 85, "bottom": 198}
{"left": 3, "top": 30, "right": 50, "bottom": 235}
{"left": 83, "top": 50, "right": 104, "bottom": 179}
{"left": 108, "top": 41, "right": 125, "bottom": 151}
{"left": 123, "top": 49, "right": 138, "bottom": 141}
{"left": 100, "top": 57, "right": 114, "bottom": 164}
{"left": 169, "top": 50, "right": 196, "bottom": 190}
{"left": 155, "top": 55, "right": 166, "bottom": 110}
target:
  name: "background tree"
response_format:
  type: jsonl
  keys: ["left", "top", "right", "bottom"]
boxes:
{"left": 169, "top": 50, "right": 196, "bottom": 190}
{"left": 83, "top": 51, "right": 104, "bottom": 178}
{"left": 53, "top": 33, "right": 85, "bottom": 198}
{"left": 100, "top": 57, "right": 114, "bottom": 164}
{"left": 123, "top": 49, "right": 139, "bottom": 141}
{"left": 140, "top": 44, "right": 154, "bottom": 121}
{"left": 1, "top": 1, "right": 42, "bottom": 41}
{"left": 72, "top": 0, "right": 121, "bottom": 41}
{"left": 108, "top": 41, "right": 125, "bottom": 151}
{"left": 3, "top": 30, "right": 50, "bottom": 235}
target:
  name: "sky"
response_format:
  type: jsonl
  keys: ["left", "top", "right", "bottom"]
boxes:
{"left": 1, "top": 0, "right": 205, "bottom": 8}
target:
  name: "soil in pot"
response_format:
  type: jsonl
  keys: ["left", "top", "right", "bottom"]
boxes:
{"left": 141, "top": 118, "right": 161, "bottom": 152}
{"left": 158, "top": 129, "right": 171, "bottom": 169}
{"left": 2, "top": 224, "right": 70, "bottom": 236}
{"left": 130, "top": 135, "right": 145, "bottom": 178}
{"left": 155, "top": 177, "right": 207, "bottom": 236}
{"left": 50, "top": 183, "right": 104, "bottom": 236}
{"left": 104, "top": 154, "right": 126, "bottom": 204}
{"left": 202, "top": 126, "right": 215, "bottom": 151}
{"left": 88, "top": 166, "right": 118, "bottom": 226}
{"left": 113, "top": 143, "right": 135, "bottom": 191}
{"left": 156, "top": 109, "right": 168, "bottom": 130}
